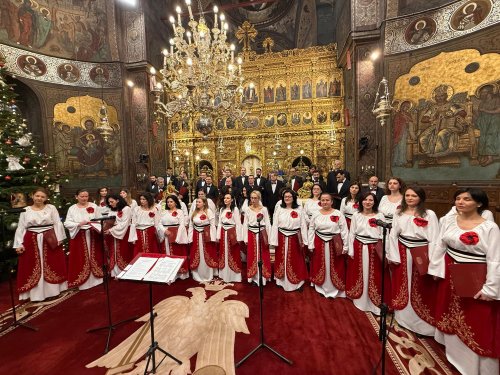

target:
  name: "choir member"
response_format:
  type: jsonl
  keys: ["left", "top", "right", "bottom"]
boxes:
{"left": 216, "top": 193, "right": 243, "bottom": 282}
{"left": 14, "top": 187, "right": 68, "bottom": 301}
{"left": 188, "top": 197, "right": 217, "bottom": 282}
{"left": 104, "top": 194, "right": 133, "bottom": 276}
{"left": 242, "top": 190, "right": 272, "bottom": 285}
{"left": 429, "top": 188, "right": 499, "bottom": 375}
{"left": 443, "top": 205, "right": 495, "bottom": 222}
{"left": 64, "top": 189, "right": 103, "bottom": 290}
{"left": 129, "top": 192, "right": 161, "bottom": 257}
{"left": 119, "top": 189, "right": 137, "bottom": 210}
{"left": 304, "top": 183, "right": 323, "bottom": 224}
{"left": 158, "top": 195, "right": 189, "bottom": 280}
{"left": 95, "top": 186, "right": 110, "bottom": 216}
{"left": 378, "top": 177, "right": 405, "bottom": 225}
{"left": 340, "top": 182, "right": 361, "bottom": 229}
{"left": 189, "top": 190, "right": 217, "bottom": 217}
{"left": 387, "top": 186, "right": 438, "bottom": 336}
{"left": 308, "top": 192, "right": 349, "bottom": 298}
{"left": 237, "top": 186, "right": 250, "bottom": 220}
{"left": 346, "top": 191, "right": 390, "bottom": 315}
{"left": 270, "top": 188, "right": 309, "bottom": 292}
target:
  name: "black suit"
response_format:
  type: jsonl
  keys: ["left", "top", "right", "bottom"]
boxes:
{"left": 362, "top": 186, "right": 385, "bottom": 204}
{"left": 145, "top": 182, "right": 159, "bottom": 195}
{"left": 287, "top": 176, "right": 303, "bottom": 192}
{"left": 204, "top": 184, "right": 219, "bottom": 202}
{"left": 254, "top": 175, "right": 267, "bottom": 193}
{"left": 234, "top": 175, "right": 249, "bottom": 192}
{"left": 164, "top": 175, "right": 178, "bottom": 187}
{"left": 176, "top": 180, "right": 190, "bottom": 204}
{"left": 263, "top": 180, "right": 284, "bottom": 219}
{"left": 311, "top": 179, "right": 327, "bottom": 192}
{"left": 332, "top": 179, "right": 350, "bottom": 209}
{"left": 195, "top": 179, "right": 206, "bottom": 193}
{"left": 218, "top": 177, "right": 232, "bottom": 190}
{"left": 331, "top": 168, "right": 351, "bottom": 182}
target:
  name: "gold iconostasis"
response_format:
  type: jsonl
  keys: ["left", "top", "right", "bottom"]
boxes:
{"left": 168, "top": 42, "right": 345, "bottom": 178}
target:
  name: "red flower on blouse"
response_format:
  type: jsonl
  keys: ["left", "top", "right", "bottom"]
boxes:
{"left": 459, "top": 231, "right": 479, "bottom": 246}
{"left": 199, "top": 214, "right": 207, "bottom": 221}
{"left": 256, "top": 213, "right": 264, "bottom": 221}
{"left": 226, "top": 211, "right": 233, "bottom": 219}
{"left": 318, "top": 201, "right": 322, "bottom": 206}
{"left": 368, "top": 218, "right": 378, "bottom": 227}
{"left": 86, "top": 207, "right": 95, "bottom": 214}
{"left": 171, "top": 211, "right": 178, "bottom": 217}
{"left": 117, "top": 211, "right": 123, "bottom": 218}
{"left": 100, "top": 202, "right": 106, "bottom": 207}
{"left": 291, "top": 211, "right": 298, "bottom": 218}
{"left": 413, "top": 217, "right": 428, "bottom": 227}
{"left": 353, "top": 203, "right": 359, "bottom": 209}
{"left": 148, "top": 212, "right": 155, "bottom": 218}
{"left": 397, "top": 205, "right": 402, "bottom": 210}
{"left": 330, "top": 215, "right": 339, "bottom": 222}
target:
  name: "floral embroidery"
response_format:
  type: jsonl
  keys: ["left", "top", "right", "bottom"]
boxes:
{"left": 368, "top": 218, "right": 377, "bottom": 227}
{"left": 291, "top": 211, "right": 298, "bottom": 218}
{"left": 171, "top": 211, "right": 178, "bottom": 217}
{"left": 330, "top": 215, "right": 339, "bottom": 222}
{"left": 117, "top": 211, "right": 123, "bottom": 218}
{"left": 199, "top": 214, "right": 207, "bottom": 221}
{"left": 413, "top": 217, "right": 428, "bottom": 227}
{"left": 148, "top": 212, "right": 155, "bottom": 218}
{"left": 226, "top": 211, "right": 233, "bottom": 219}
{"left": 256, "top": 213, "right": 264, "bottom": 221}
{"left": 459, "top": 231, "right": 479, "bottom": 245}
{"left": 86, "top": 207, "right": 94, "bottom": 213}
{"left": 353, "top": 203, "right": 359, "bottom": 209}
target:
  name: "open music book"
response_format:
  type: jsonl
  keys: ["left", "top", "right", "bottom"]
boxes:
{"left": 117, "top": 253, "right": 185, "bottom": 283}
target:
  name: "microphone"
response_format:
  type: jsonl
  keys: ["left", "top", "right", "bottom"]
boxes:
{"left": 375, "top": 219, "right": 392, "bottom": 229}
{"left": 91, "top": 216, "right": 116, "bottom": 221}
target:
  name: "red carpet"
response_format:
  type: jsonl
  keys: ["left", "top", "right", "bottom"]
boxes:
{"left": 0, "top": 276, "right": 449, "bottom": 375}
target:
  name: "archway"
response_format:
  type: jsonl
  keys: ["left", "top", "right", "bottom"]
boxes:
{"left": 241, "top": 155, "right": 261, "bottom": 176}
{"left": 197, "top": 160, "right": 213, "bottom": 176}
{"left": 291, "top": 156, "right": 312, "bottom": 176}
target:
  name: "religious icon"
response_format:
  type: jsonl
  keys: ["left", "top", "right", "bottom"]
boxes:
{"left": 90, "top": 66, "right": 110, "bottom": 84}
{"left": 302, "top": 79, "right": 312, "bottom": 99}
{"left": 264, "top": 84, "right": 274, "bottom": 103}
{"left": 276, "top": 82, "right": 287, "bottom": 102}
{"left": 215, "top": 118, "right": 224, "bottom": 130}
{"left": 316, "top": 79, "right": 328, "bottom": 98}
{"left": 317, "top": 111, "right": 327, "bottom": 124}
{"left": 17, "top": 55, "right": 46, "bottom": 77}
{"left": 404, "top": 17, "right": 437, "bottom": 45}
{"left": 328, "top": 79, "right": 341, "bottom": 97}
{"left": 265, "top": 115, "right": 275, "bottom": 127}
{"left": 330, "top": 111, "right": 341, "bottom": 122}
{"left": 291, "top": 82, "right": 300, "bottom": 100}
{"left": 277, "top": 113, "right": 287, "bottom": 126}
{"left": 450, "top": 0, "right": 491, "bottom": 31}
{"left": 243, "top": 117, "right": 259, "bottom": 129}
{"left": 226, "top": 118, "right": 236, "bottom": 129}
{"left": 291, "top": 113, "right": 301, "bottom": 125}
{"left": 243, "top": 83, "right": 258, "bottom": 103}
{"left": 57, "top": 63, "right": 80, "bottom": 83}
{"left": 303, "top": 112, "right": 312, "bottom": 124}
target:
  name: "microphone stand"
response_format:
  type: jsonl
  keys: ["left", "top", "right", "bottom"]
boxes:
{"left": 236, "top": 217, "right": 292, "bottom": 367}
{"left": 0, "top": 209, "right": 38, "bottom": 334}
{"left": 87, "top": 216, "right": 138, "bottom": 354}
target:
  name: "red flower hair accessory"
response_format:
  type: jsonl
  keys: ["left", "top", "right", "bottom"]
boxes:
{"left": 368, "top": 218, "right": 378, "bottom": 227}
{"left": 226, "top": 211, "right": 233, "bottom": 219}
{"left": 171, "top": 211, "right": 178, "bottom": 217}
{"left": 291, "top": 211, "right": 298, "bottom": 218}
{"left": 148, "top": 212, "right": 155, "bottom": 218}
{"left": 330, "top": 215, "right": 339, "bottom": 222}
{"left": 199, "top": 214, "right": 207, "bottom": 221}
{"left": 117, "top": 211, "right": 123, "bottom": 218}
{"left": 86, "top": 207, "right": 95, "bottom": 214}
{"left": 413, "top": 217, "right": 428, "bottom": 227}
{"left": 459, "top": 231, "right": 479, "bottom": 246}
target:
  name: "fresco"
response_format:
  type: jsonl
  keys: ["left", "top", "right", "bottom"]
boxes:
{"left": 0, "top": 0, "right": 111, "bottom": 62}
{"left": 391, "top": 49, "right": 500, "bottom": 181}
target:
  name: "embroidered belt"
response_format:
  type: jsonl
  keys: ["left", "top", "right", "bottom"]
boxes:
{"left": 222, "top": 223, "right": 236, "bottom": 230}
{"left": 162, "top": 224, "right": 179, "bottom": 228}
{"left": 355, "top": 234, "right": 379, "bottom": 245}
{"left": 278, "top": 228, "right": 299, "bottom": 237}
{"left": 315, "top": 230, "right": 338, "bottom": 242}
{"left": 194, "top": 223, "right": 209, "bottom": 233}
{"left": 136, "top": 224, "right": 154, "bottom": 230}
{"left": 447, "top": 246, "right": 486, "bottom": 264}
{"left": 383, "top": 214, "right": 393, "bottom": 222}
{"left": 248, "top": 224, "right": 264, "bottom": 234}
{"left": 398, "top": 234, "right": 428, "bottom": 248}
{"left": 344, "top": 212, "right": 353, "bottom": 219}
{"left": 27, "top": 224, "right": 54, "bottom": 233}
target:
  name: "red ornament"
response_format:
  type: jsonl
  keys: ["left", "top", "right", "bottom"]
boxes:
{"left": 5, "top": 175, "right": 12, "bottom": 181}
{"left": 368, "top": 218, "right": 378, "bottom": 227}
{"left": 171, "top": 211, "right": 178, "bottom": 217}
{"left": 5, "top": 139, "right": 12, "bottom": 145}
{"left": 86, "top": 207, "right": 95, "bottom": 214}
{"left": 291, "top": 210, "right": 298, "bottom": 218}
{"left": 413, "top": 217, "right": 428, "bottom": 227}
{"left": 459, "top": 231, "right": 479, "bottom": 246}
{"left": 330, "top": 215, "right": 339, "bottom": 222}
{"left": 353, "top": 203, "right": 359, "bottom": 209}
{"left": 117, "top": 211, "right": 123, "bottom": 218}
{"left": 199, "top": 214, "right": 207, "bottom": 220}
{"left": 226, "top": 211, "right": 233, "bottom": 219}
{"left": 148, "top": 211, "right": 155, "bottom": 218}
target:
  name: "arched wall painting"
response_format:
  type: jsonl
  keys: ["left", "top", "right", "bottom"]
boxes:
{"left": 53, "top": 95, "right": 122, "bottom": 186}
{"left": 241, "top": 156, "right": 262, "bottom": 176}
{"left": 391, "top": 49, "right": 500, "bottom": 181}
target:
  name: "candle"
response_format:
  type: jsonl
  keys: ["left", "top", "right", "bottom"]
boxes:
{"left": 213, "top": 5, "right": 218, "bottom": 28}
{"left": 186, "top": 0, "right": 194, "bottom": 19}
{"left": 169, "top": 15, "right": 176, "bottom": 33}
{"left": 176, "top": 6, "right": 182, "bottom": 25}
{"left": 186, "top": 31, "right": 192, "bottom": 44}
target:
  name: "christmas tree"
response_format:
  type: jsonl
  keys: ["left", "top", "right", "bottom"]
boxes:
{"left": 0, "top": 59, "right": 69, "bottom": 262}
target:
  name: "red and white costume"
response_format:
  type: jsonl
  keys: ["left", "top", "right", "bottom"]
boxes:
{"left": 157, "top": 208, "right": 189, "bottom": 280}
{"left": 64, "top": 203, "right": 103, "bottom": 290}
{"left": 106, "top": 206, "right": 133, "bottom": 277}
{"left": 346, "top": 212, "right": 391, "bottom": 315}
{"left": 188, "top": 211, "right": 217, "bottom": 282}
{"left": 216, "top": 207, "right": 243, "bottom": 282}
{"left": 242, "top": 206, "right": 272, "bottom": 285}
{"left": 303, "top": 199, "right": 322, "bottom": 225}
{"left": 378, "top": 195, "right": 401, "bottom": 225}
{"left": 308, "top": 210, "right": 349, "bottom": 298}
{"left": 388, "top": 210, "right": 439, "bottom": 336}
{"left": 14, "top": 205, "right": 68, "bottom": 301}
{"left": 429, "top": 215, "right": 500, "bottom": 375}
{"left": 129, "top": 207, "right": 161, "bottom": 257}
{"left": 97, "top": 200, "right": 110, "bottom": 216}
{"left": 339, "top": 197, "right": 359, "bottom": 229}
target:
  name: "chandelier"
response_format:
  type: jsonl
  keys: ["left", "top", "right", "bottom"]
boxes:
{"left": 153, "top": 0, "right": 247, "bottom": 138}
{"left": 372, "top": 77, "right": 393, "bottom": 126}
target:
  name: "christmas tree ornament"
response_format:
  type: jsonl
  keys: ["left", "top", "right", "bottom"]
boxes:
{"left": 6, "top": 155, "right": 24, "bottom": 171}
{"left": 5, "top": 175, "right": 12, "bottom": 181}
{"left": 8, "top": 221, "right": 18, "bottom": 231}
{"left": 5, "top": 138, "right": 12, "bottom": 144}
{"left": 16, "top": 133, "right": 32, "bottom": 146}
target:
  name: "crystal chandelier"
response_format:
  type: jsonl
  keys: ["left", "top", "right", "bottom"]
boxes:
{"left": 153, "top": 0, "right": 247, "bottom": 138}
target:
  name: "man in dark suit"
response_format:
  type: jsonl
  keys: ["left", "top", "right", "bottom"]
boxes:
{"left": 176, "top": 171, "right": 190, "bottom": 205}
{"left": 203, "top": 175, "right": 219, "bottom": 203}
{"left": 254, "top": 168, "right": 267, "bottom": 193}
{"left": 287, "top": 167, "right": 303, "bottom": 192}
{"left": 218, "top": 168, "right": 233, "bottom": 190}
{"left": 234, "top": 167, "right": 248, "bottom": 195}
{"left": 311, "top": 170, "right": 327, "bottom": 192}
{"left": 246, "top": 175, "right": 258, "bottom": 194}
{"left": 327, "top": 170, "right": 350, "bottom": 209}
{"left": 164, "top": 166, "right": 177, "bottom": 187}
{"left": 195, "top": 171, "right": 207, "bottom": 193}
{"left": 263, "top": 172, "right": 284, "bottom": 220}
{"left": 145, "top": 175, "right": 159, "bottom": 194}
{"left": 329, "top": 159, "right": 351, "bottom": 182}
{"left": 362, "top": 175, "right": 385, "bottom": 203}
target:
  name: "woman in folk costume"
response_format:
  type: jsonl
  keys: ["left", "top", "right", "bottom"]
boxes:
{"left": 188, "top": 197, "right": 217, "bottom": 282}
{"left": 216, "top": 193, "right": 243, "bottom": 282}
{"left": 158, "top": 195, "right": 189, "bottom": 280}
{"left": 429, "top": 188, "right": 500, "bottom": 375}
{"left": 14, "top": 187, "right": 67, "bottom": 301}
{"left": 104, "top": 194, "right": 133, "bottom": 277}
{"left": 346, "top": 191, "right": 391, "bottom": 315}
{"left": 242, "top": 190, "right": 272, "bottom": 285}
{"left": 270, "top": 188, "right": 308, "bottom": 292}
{"left": 303, "top": 183, "right": 323, "bottom": 225}
{"left": 378, "top": 177, "right": 405, "bottom": 225}
{"left": 64, "top": 189, "right": 103, "bottom": 290}
{"left": 340, "top": 182, "right": 361, "bottom": 229}
{"left": 95, "top": 186, "right": 110, "bottom": 216}
{"left": 387, "top": 186, "right": 438, "bottom": 336}
{"left": 119, "top": 188, "right": 137, "bottom": 210}
{"left": 308, "top": 192, "right": 349, "bottom": 298}
{"left": 129, "top": 192, "right": 161, "bottom": 257}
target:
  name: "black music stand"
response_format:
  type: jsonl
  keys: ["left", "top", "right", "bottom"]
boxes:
{"left": 87, "top": 216, "right": 138, "bottom": 354}
{"left": 0, "top": 209, "right": 38, "bottom": 334}
{"left": 236, "top": 218, "right": 292, "bottom": 367}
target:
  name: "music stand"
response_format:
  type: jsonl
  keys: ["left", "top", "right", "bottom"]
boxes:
{"left": 0, "top": 209, "right": 38, "bottom": 334}
{"left": 236, "top": 217, "right": 292, "bottom": 367}
{"left": 87, "top": 216, "right": 138, "bottom": 354}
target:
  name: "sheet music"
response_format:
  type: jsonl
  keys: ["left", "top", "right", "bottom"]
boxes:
{"left": 143, "top": 257, "right": 184, "bottom": 283}
{"left": 119, "top": 257, "right": 158, "bottom": 281}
